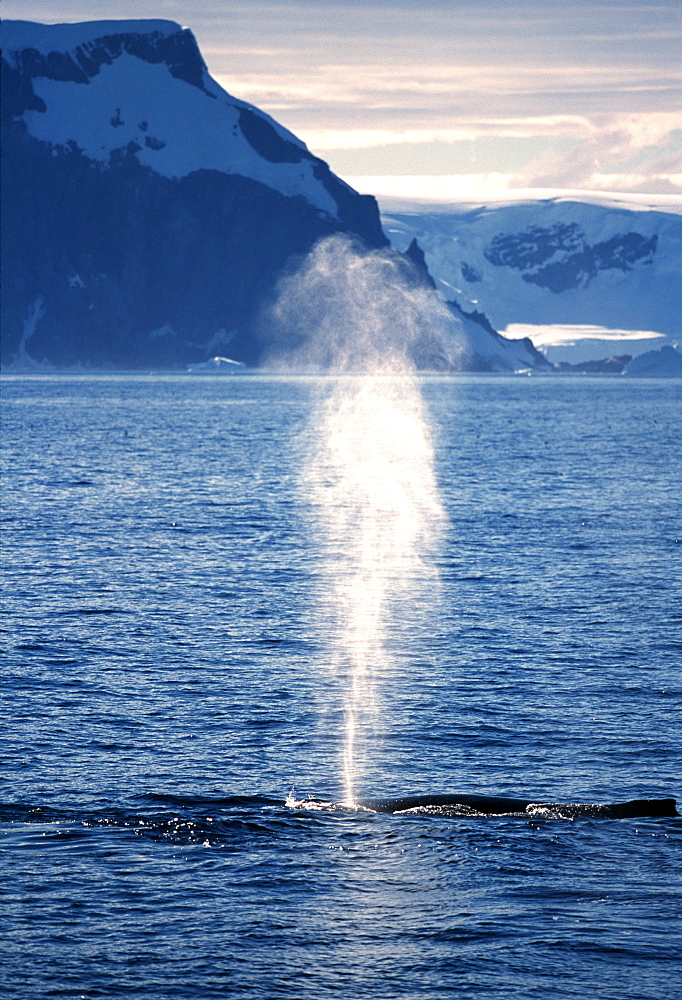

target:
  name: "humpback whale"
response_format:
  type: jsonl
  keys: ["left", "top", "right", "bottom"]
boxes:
{"left": 355, "top": 793, "right": 679, "bottom": 818}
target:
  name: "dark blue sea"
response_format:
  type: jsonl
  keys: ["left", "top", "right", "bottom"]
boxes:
{"left": 2, "top": 373, "right": 681, "bottom": 1000}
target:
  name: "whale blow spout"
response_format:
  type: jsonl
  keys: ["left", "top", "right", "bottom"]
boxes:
{"left": 356, "top": 794, "right": 679, "bottom": 819}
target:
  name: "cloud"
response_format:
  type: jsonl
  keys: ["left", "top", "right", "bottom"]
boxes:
{"left": 215, "top": 60, "right": 682, "bottom": 125}
{"left": 514, "top": 116, "right": 682, "bottom": 192}
{"left": 589, "top": 174, "right": 682, "bottom": 194}
{"left": 300, "top": 118, "right": 593, "bottom": 151}
{"left": 344, "top": 174, "right": 518, "bottom": 201}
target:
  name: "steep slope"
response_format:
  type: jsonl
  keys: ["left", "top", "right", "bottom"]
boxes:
{"left": 383, "top": 201, "right": 682, "bottom": 349}
{"left": 400, "top": 237, "right": 550, "bottom": 372}
{"left": 1, "top": 19, "right": 386, "bottom": 369}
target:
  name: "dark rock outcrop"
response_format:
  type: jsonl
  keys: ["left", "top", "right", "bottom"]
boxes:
{"left": 483, "top": 223, "right": 657, "bottom": 293}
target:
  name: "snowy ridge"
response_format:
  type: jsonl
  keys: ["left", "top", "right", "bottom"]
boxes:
{"left": 1, "top": 19, "right": 310, "bottom": 152}
{"left": 0, "top": 18, "right": 351, "bottom": 218}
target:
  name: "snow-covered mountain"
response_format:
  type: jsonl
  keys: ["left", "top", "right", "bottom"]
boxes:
{"left": 1, "top": 19, "right": 547, "bottom": 373}
{"left": 384, "top": 200, "right": 682, "bottom": 363}
{"left": 1, "top": 19, "right": 387, "bottom": 369}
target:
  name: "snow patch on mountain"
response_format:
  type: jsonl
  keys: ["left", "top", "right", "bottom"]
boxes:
{"left": 1, "top": 18, "right": 356, "bottom": 221}
{"left": 21, "top": 51, "right": 338, "bottom": 214}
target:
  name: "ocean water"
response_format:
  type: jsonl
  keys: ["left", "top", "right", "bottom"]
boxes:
{"left": 1, "top": 372, "right": 680, "bottom": 1000}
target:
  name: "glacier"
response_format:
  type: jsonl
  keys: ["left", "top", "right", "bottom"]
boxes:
{"left": 383, "top": 199, "right": 681, "bottom": 366}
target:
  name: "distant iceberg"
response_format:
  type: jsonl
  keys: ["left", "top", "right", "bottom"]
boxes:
{"left": 625, "top": 345, "right": 682, "bottom": 377}
{"left": 186, "top": 356, "right": 246, "bottom": 373}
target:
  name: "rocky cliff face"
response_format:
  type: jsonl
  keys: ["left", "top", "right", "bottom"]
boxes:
{"left": 1, "top": 19, "right": 387, "bottom": 369}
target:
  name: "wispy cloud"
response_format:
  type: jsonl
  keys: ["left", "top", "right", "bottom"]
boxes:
{"left": 515, "top": 118, "right": 682, "bottom": 193}
{"left": 214, "top": 61, "right": 682, "bottom": 123}
{"left": 301, "top": 114, "right": 679, "bottom": 152}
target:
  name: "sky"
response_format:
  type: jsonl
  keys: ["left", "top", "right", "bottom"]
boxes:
{"left": 3, "top": 0, "right": 682, "bottom": 208}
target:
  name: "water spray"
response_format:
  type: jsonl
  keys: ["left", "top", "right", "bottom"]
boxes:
{"left": 270, "top": 235, "right": 453, "bottom": 803}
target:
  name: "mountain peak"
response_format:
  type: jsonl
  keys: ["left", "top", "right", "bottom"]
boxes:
{"left": 0, "top": 18, "right": 351, "bottom": 215}
{"left": 0, "top": 18, "right": 388, "bottom": 369}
